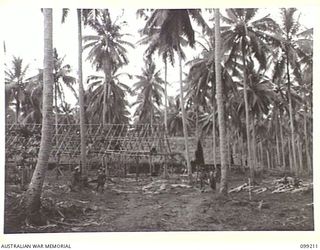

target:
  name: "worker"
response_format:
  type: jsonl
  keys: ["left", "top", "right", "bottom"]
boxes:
{"left": 70, "top": 166, "right": 81, "bottom": 191}
{"left": 96, "top": 168, "right": 107, "bottom": 192}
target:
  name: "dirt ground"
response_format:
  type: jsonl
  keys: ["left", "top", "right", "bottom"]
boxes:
{"left": 4, "top": 169, "right": 314, "bottom": 233}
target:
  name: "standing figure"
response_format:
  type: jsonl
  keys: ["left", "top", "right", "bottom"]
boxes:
{"left": 209, "top": 170, "right": 216, "bottom": 191}
{"left": 70, "top": 166, "right": 81, "bottom": 191}
{"left": 96, "top": 169, "right": 107, "bottom": 192}
{"left": 150, "top": 147, "right": 157, "bottom": 176}
{"left": 195, "top": 139, "right": 205, "bottom": 172}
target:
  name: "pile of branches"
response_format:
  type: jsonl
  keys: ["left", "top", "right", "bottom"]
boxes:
{"left": 228, "top": 176, "right": 312, "bottom": 194}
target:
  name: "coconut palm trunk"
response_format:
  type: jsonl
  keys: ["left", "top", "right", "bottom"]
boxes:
{"left": 25, "top": 8, "right": 54, "bottom": 224}
{"left": 266, "top": 149, "right": 271, "bottom": 169}
{"left": 15, "top": 97, "right": 20, "bottom": 124}
{"left": 279, "top": 110, "right": 286, "bottom": 169}
{"left": 227, "top": 128, "right": 231, "bottom": 169}
{"left": 178, "top": 50, "right": 192, "bottom": 183}
{"left": 288, "top": 137, "right": 293, "bottom": 172}
{"left": 102, "top": 71, "right": 108, "bottom": 126}
{"left": 215, "top": 9, "right": 228, "bottom": 194}
{"left": 303, "top": 102, "right": 311, "bottom": 172}
{"left": 286, "top": 53, "right": 298, "bottom": 175}
{"left": 77, "top": 9, "right": 87, "bottom": 178}
{"left": 208, "top": 59, "right": 217, "bottom": 171}
{"left": 241, "top": 41, "right": 253, "bottom": 180}
{"left": 164, "top": 60, "right": 168, "bottom": 134}
{"left": 107, "top": 75, "right": 113, "bottom": 123}
{"left": 297, "top": 137, "right": 303, "bottom": 173}
{"left": 150, "top": 95, "right": 153, "bottom": 126}
{"left": 212, "top": 96, "right": 217, "bottom": 171}
{"left": 251, "top": 116, "right": 258, "bottom": 168}
{"left": 54, "top": 82, "right": 59, "bottom": 146}
{"left": 275, "top": 117, "right": 281, "bottom": 168}
{"left": 259, "top": 141, "right": 264, "bottom": 168}
{"left": 163, "top": 60, "right": 169, "bottom": 178}
{"left": 195, "top": 106, "right": 199, "bottom": 139}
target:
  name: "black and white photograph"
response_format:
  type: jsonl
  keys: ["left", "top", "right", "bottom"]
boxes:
{"left": 1, "top": 2, "right": 318, "bottom": 249}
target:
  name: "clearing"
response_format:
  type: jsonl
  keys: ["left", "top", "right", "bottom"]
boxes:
{"left": 4, "top": 169, "right": 314, "bottom": 233}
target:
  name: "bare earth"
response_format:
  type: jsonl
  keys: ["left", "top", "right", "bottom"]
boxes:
{"left": 4, "top": 170, "right": 314, "bottom": 233}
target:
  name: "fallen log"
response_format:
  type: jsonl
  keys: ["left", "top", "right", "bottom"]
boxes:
{"left": 228, "top": 183, "right": 248, "bottom": 193}
{"left": 291, "top": 185, "right": 313, "bottom": 193}
{"left": 253, "top": 187, "right": 267, "bottom": 194}
{"left": 272, "top": 187, "right": 294, "bottom": 193}
{"left": 171, "top": 184, "right": 192, "bottom": 189}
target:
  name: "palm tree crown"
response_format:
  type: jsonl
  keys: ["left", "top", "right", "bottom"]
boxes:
{"left": 132, "top": 59, "right": 165, "bottom": 124}
{"left": 83, "top": 9, "right": 134, "bottom": 72}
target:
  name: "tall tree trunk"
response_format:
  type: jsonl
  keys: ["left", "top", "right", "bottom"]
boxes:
{"left": 286, "top": 53, "right": 298, "bottom": 175}
{"left": 209, "top": 66, "right": 217, "bottom": 170}
{"left": 227, "top": 128, "right": 231, "bottom": 170}
{"left": 102, "top": 71, "right": 108, "bottom": 126}
{"left": 259, "top": 141, "right": 264, "bottom": 169}
{"left": 215, "top": 9, "right": 228, "bottom": 194}
{"left": 266, "top": 149, "right": 270, "bottom": 170}
{"left": 15, "top": 96, "right": 20, "bottom": 124}
{"left": 288, "top": 137, "right": 293, "bottom": 172}
{"left": 107, "top": 75, "right": 113, "bottom": 123}
{"left": 77, "top": 9, "right": 87, "bottom": 179}
{"left": 279, "top": 111, "right": 286, "bottom": 170}
{"left": 303, "top": 98, "right": 311, "bottom": 173}
{"left": 54, "top": 82, "right": 58, "bottom": 146}
{"left": 25, "top": 8, "right": 54, "bottom": 224}
{"left": 241, "top": 40, "right": 253, "bottom": 180}
{"left": 150, "top": 93, "right": 153, "bottom": 126}
{"left": 275, "top": 117, "right": 281, "bottom": 168}
{"left": 240, "top": 134, "right": 245, "bottom": 166}
{"left": 297, "top": 137, "right": 303, "bottom": 174}
{"left": 178, "top": 50, "right": 192, "bottom": 183}
{"left": 164, "top": 60, "right": 168, "bottom": 134}
{"left": 195, "top": 106, "right": 199, "bottom": 139}
{"left": 251, "top": 115, "right": 258, "bottom": 169}
{"left": 212, "top": 89, "right": 217, "bottom": 172}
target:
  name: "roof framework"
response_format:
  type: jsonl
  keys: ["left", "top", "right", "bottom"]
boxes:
{"left": 5, "top": 123, "right": 172, "bottom": 164}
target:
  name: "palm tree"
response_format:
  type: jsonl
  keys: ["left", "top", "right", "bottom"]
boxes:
{"left": 5, "top": 56, "right": 29, "bottom": 124}
{"left": 236, "top": 60, "right": 276, "bottom": 170}
{"left": 58, "top": 103, "right": 78, "bottom": 124}
{"left": 297, "top": 51, "right": 312, "bottom": 173}
{"left": 214, "top": 8, "right": 228, "bottom": 194}
{"left": 186, "top": 57, "right": 211, "bottom": 139}
{"left": 167, "top": 96, "right": 193, "bottom": 136}
{"left": 83, "top": 9, "right": 134, "bottom": 125}
{"left": 137, "top": 27, "right": 181, "bottom": 133}
{"left": 52, "top": 49, "right": 76, "bottom": 143}
{"left": 221, "top": 8, "right": 278, "bottom": 180}
{"left": 77, "top": 8, "right": 91, "bottom": 181}
{"left": 63, "top": 8, "right": 101, "bottom": 179}
{"left": 270, "top": 8, "right": 313, "bottom": 175}
{"left": 24, "top": 8, "right": 54, "bottom": 224}
{"left": 86, "top": 70, "right": 132, "bottom": 124}
{"left": 20, "top": 77, "right": 43, "bottom": 124}
{"left": 22, "top": 49, "right": 76, "bottom": 126}
{"left": 132, "top": 59, "right": 164, "bottom": 125}
{"left": 186, "top": 28, "right": 235, "bottom": 178}
{"left": 143, "top": 9, "right": 207, "bottom": 182}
